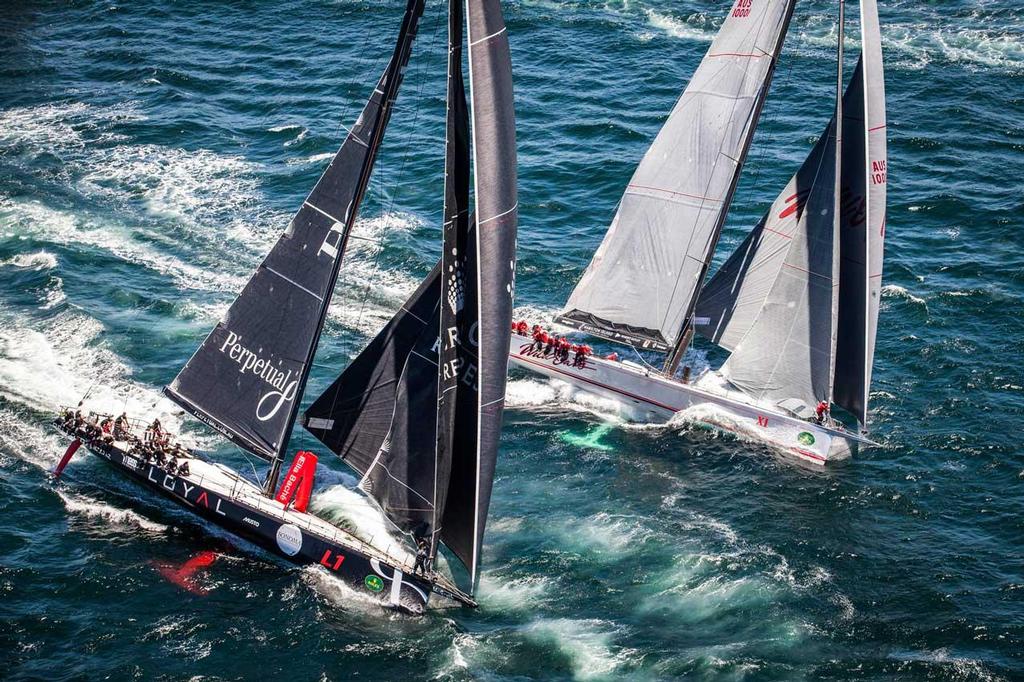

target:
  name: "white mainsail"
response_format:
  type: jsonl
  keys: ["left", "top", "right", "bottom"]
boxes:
{"left": 558, "top": 0, "right": 796, "bottom": 350}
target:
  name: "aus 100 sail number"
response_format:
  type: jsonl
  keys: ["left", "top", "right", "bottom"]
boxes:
{"left": 732, "top": 0, "right": 753, "bottom": 18}
{"left": 871, "top": 159, "right": 887, "bottom": 185}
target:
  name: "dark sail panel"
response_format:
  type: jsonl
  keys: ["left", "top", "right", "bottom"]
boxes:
{"left": 432, "top": 0, "right": 473, "bottom": 560}
{"left": 555, "top": 310, "right": 671, "bottom": 351}
{"left": 833, "top": 59, "right": 869, "bottom": 422}
{"left": 303, "top": 264, "right": 442, "bottom": 534}
{"left": 164, "top": 0, "right": 424, "bottom": 460}
{"left": 834, "top": 0, "right": 888, "bottom": 427}
{"left": 439, "top": 0, "right": 518, "bottom": 587}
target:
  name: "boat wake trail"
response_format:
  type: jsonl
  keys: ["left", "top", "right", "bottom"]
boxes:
{"left": 58, "top": 490, "right": 168, "bottom": 533}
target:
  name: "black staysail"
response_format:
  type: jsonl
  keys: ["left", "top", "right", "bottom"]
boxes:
{"left": 303, "top": 264, "right": 442, "bottom": 534}
{"left": 164, "top": 0, "right": 424, "bottom": 463}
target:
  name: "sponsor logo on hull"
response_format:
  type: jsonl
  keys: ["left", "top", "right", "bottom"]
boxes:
{"left": 275, "top": 523, "right": 303, "bottom": 556}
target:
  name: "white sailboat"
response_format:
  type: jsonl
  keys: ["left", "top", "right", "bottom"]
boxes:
{"left": 510, "top": 0, "right": 887, "bottom": 465}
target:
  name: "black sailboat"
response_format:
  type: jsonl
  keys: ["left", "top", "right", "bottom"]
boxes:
{"left": 54, "top": 0, "right": 517, "bottom": 613}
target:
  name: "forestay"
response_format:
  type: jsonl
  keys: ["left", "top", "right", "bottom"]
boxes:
{"left": 558, "top": 0, "right": 795, "bottom": 350}
{"left": 164, "top": 0, "right": 424, "bottom": 461}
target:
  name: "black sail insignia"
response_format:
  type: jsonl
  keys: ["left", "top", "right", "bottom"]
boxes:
{"left": 164, "top": 0, "right": 424, "bottom": 462}
{"left": 432, "top": 0, "right": 473, "bottom": 564}
{"left": 303, "top": 264, "right": 442, "bottom": 534}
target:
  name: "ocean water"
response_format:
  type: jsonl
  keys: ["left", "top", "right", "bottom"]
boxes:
{"left": 1, "top": 0, "right": 1022, "bottom": 679}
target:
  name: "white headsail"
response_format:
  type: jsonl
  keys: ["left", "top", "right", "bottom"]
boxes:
{"left": 697, "top": 0, "right": 887, "bottom": 423}
{"left": 557, "top": 0, "right": 796, "bottom": 350}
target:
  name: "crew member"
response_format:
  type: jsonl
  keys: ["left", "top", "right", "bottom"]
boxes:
{"left": 99, "top": 417, "right": 115, "bottom": 444}
{"left": 113, "top": 412, "right": 130, "bottom": 440}
{"left": 531, "top": 326, "right": 546, "bottom": 352}
{"left": 413, "top": 537, "right": 430, "bottom": 576}
{"left": 815, "top": 400, "right": 829, "bottom": 424}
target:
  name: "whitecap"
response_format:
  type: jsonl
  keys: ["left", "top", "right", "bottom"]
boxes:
{"left": 523, "top": 618, "right": 636, "bottom": 680}
{"left": 881, "top": 284, "right": 927, "bottom": 306}
{"left": 644, "top": 9, "right": 715, "bottom": 43}
{"left": 57, "top": 490, "right": 168, "bottom": 532}
{"left": 0, "top": 250, "right": 58, "bottom": 270}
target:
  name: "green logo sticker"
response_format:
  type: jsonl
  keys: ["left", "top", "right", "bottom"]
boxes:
{"left": 797, "top": 431, "right": 816, "bottom": 446}
{"left": 364, "top": 575, "right": 384, "bottom": 593}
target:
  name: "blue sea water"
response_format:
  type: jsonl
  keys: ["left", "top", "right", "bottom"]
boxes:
{"left": 1, "top": 0, "right": 1023, "bottom": 679}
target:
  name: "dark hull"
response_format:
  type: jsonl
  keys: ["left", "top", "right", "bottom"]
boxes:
{"left": 60, "top": 431, "right": 468, "bottom": 613}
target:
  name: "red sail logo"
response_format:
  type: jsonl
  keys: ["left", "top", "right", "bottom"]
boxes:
{"left": 778, "top": 189, "right": 810, "bottom": 220}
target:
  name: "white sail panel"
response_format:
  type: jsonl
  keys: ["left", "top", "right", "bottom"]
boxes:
{"left": 698, "top": 61, "right": 869, "bottom": 357}
{"left": 559, "top": 0, "right": 795, "bottom": 349}
{"left": 714, "top": 113, "right": 840, "bottom": 413}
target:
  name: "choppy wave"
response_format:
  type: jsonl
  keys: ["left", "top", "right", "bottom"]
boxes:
{"left": 58, "top": 490, "right": 168, "bottom": 532}
{"left": 639, "top": 1, "right": 1024, "bottom": 74}
{"left": 523, "top": 618, "right": 638, "bottom": 680}
{"left": 0, "top": 250, "right": 59, "bottom": 270}
{"left": 642, "top": 9, "right": 715, "bottom": 43}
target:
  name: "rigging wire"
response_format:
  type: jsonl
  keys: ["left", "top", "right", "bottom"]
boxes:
{"left": 314, "top": 0, "right": 446, "bottom": 427}
{"left": 352, "top": 0, "right": 447, "bottom": 332}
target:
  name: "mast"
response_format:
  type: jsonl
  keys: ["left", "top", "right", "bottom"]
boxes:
{"left": 431, "top": 0, "right": 471, "bottom": 562}
{"left": 263, "top": 0, "right": 424, "bottom": 496}
{"left": 826, "top": 0, "right": 845, "bottom": 405}
{"left": 662, "top": 1, "right": 797, "bottom": 377}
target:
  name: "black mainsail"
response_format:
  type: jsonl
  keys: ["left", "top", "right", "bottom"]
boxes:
{"left": 164, "top": 0, "right": 425, "bottom": 488}
{"left": 305, "top": 0, "right": 517, "bottom": 590}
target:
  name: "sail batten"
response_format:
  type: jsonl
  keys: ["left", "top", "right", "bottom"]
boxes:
{"left": 558, "top": 0, "right": 796, "bottom": 350}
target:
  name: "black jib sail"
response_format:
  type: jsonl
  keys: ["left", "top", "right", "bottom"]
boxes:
{"left": 164, "top": 0, "right": 424, "bottom": 465}
{"left": 305, "top": 0, "right": 516, "bottom": 589}
{"left": 303, "top": 263, "right": 442, "bottom": 535}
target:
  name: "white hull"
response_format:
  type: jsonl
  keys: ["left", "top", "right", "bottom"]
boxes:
{"left": 508, "top": 333, "right": 870, "bottom": 465}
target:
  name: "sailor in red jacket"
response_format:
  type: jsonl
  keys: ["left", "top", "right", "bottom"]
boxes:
{"left": 532, "top": 327, "right": 546, "bottom": 352}
{"left": 815, "top": 400, "right": 829, "bottom": 424}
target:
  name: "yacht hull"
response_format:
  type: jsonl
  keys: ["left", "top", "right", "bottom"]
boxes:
{"left": 508, "top": 334, "right": 866, "bottom": 465}
{"left": 55, "top": 425, "right": 470, "bottom": 613}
